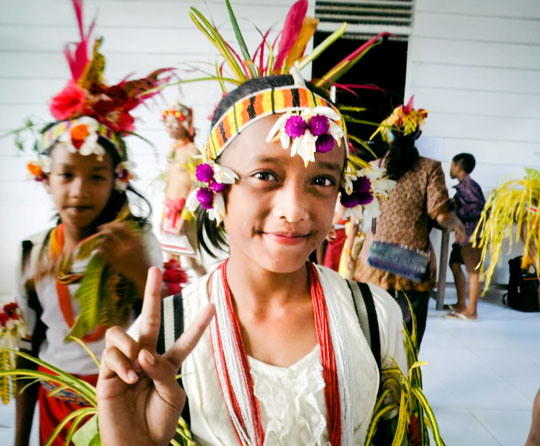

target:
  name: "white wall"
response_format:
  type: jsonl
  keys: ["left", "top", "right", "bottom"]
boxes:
{"left": 0, "top": 0, "right": 310, "bottom": 297}
{"left": 407, "top": 0, "right": 540, "bottom": 284}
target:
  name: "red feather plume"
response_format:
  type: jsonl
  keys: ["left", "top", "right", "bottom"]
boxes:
{"left": 273, "top": 0, "right": 308, "bottom": 73}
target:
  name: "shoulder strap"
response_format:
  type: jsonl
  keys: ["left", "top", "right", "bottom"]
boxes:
{"left": 156, "top": 292, "right": 184, "bottom": 355}
{"left": 156, "top": 292, "right": 190, "bottom": 427}
{"left": 346, "top": 279, "right": 381, "bottom": 372}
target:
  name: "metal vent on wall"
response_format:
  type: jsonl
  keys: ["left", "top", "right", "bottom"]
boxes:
{"left": 315, "top": 0, "right": 414, "bottom": 40}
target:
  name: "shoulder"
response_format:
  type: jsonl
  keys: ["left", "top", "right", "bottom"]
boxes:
{"left": 366, "top": 283, "right": 403, "bottom": 330}
{"left": 316, "top": 265, "right": 401, "bottom": 327}
{"left": 418, "top": 156, "right": 442, "bottom": 172}
{"left": 21, "top": 228, "right": 52, "bottom": 247}
{"left": 19, "top": 228, "right": 52, "bottom": 266}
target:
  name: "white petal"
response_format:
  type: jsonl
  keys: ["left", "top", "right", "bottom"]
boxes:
{"left": 363, "top": 199, "right": 381, "bottom": 220}
{"left": 290, "top": 137, "right": 301, "bottom": 158}
{"left": 78, "top": 116, "right": 99, "bottom": 131}
{"left": 265, "top": 113, "right": 290, "bottom": 143}
{"left": 297, "top": 133, "right": 316, "bottom": 166}
{"left": 185, "top": 189, "right": 200, "bottom": 212}
{"left": 214, "top": 164, "right": 238, "bottom": 184}
{"left": 212, "top": 193, "right": 226, "bottom": 224}
{"left": 328, "top": 121, "right": 344, "bottom": 142}
{"left": 311, "top": 106, "right": 340, "bottom": 121}
{"left": 280, "top": 131, "right": 291, "bottom": 149}
{"left": 79, "top": 134, "right": 101, "bottom": 156}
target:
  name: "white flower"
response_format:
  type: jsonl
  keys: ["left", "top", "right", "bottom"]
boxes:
{"left": 114, "top": 161, "right": 136, "bottom": 191}
{"left": 265, "top": 106, "right": 344, "bottom": 167}
{"left": 58, "top": 117, "right": 105, "bottom": 159}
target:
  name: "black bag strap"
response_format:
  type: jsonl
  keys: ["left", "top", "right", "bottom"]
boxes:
{"left": 346, "top": 279, "right": 381, "bottom": 372}
{"left": 156, "top": 292, "right": 190, "bottom": 426}
{"left": 157, "top": 292, "right": 184, "bottom": 354}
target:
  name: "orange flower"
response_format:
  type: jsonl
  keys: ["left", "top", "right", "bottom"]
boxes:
{"left": 70, "top": 124, "right": 90, "bottom": 149}
{"left": 27, "top": 161, "right": 43, "bottom": 178}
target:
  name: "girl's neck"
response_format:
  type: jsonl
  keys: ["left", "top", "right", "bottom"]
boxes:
{"left": 60, "top": 223, "right": 96, "bottom": 252}
{"left": 224, "top": 255, "right": 310, "bottom": 313}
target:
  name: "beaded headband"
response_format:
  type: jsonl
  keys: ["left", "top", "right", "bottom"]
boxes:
{"left": 40, "top": 117, "right": 125, "bottom": 159}
{"left": 205, "top": 85, "right": 347, "bottom": 162}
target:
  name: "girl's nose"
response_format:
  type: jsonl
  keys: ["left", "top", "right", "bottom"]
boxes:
{"left": 272, "top": 181, "right": 309, "bottom": 223}
{"left": 70, "top": 177, "right": 88, "bottom": 198}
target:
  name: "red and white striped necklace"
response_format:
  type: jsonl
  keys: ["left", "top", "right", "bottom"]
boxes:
{"left": 209, "top": 260, "right": 344, "bottom": 446}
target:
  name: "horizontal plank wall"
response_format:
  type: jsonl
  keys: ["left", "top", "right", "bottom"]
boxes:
{"left": 0, "top": 0, "right": 312, "bottom": 297}
{"left": 407, "top": 0, "right": 540, "bottom": 285}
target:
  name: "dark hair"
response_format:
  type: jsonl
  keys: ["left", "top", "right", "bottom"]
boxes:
{"left": 199, "top": 75, "right": 335, "bottom": 257}
{"left": 49, "top": 136, "right": 152, "bottom": 228}
{"left": 384, "top": 132, "right": 420, "bottom": 181}
{"left": 452, "top": 152, "right": 476, "bottom": 174}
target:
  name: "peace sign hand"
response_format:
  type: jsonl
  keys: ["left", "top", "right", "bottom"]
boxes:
{"left": 97, "top": 267, "right": 215, "bottom": 446}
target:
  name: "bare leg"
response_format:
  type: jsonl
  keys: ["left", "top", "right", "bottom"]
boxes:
{"left": 526, "top": 388, "right": 540, "bottom": 446}
{"left": 450, "top": 262, "right": 467, "bottom": 312}
{"left": 461, "top": 271, "right": 480, "bottom": 319}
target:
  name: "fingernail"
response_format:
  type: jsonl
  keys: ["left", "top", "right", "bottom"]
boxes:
{"left": 142, "top": 349, "right": 156, "bottom": 365}
{"left": 127, "top": 370, "right": 138, "bottom": 383}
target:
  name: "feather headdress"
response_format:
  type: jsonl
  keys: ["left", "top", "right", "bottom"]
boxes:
{"left": 11, "top": 0, "right": 173, "bottom": 189}
{"left": 185, "top": 0, "right": 395, "bottom": 222}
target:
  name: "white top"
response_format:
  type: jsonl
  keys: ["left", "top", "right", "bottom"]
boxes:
{"left": 176, "top": 266, "right": 406, "bottom": 446}
{"left": 17, "top": 225, "right": 162, "bottom": 375}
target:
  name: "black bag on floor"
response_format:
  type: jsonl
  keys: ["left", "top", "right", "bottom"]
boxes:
{"left": 503, "top": 256, "right": 540, "bottom": 312}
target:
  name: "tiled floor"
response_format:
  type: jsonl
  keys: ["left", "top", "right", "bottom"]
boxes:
{"left": 0, "top": 288, "right": 538, "bottom": 445}
{"left": 421, "top": 288, "right": 539, "bottom": 446}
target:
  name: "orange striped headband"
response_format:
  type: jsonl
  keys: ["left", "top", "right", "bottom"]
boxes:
{"left": 205, "top": 85, "right": 348, "bottom": 161}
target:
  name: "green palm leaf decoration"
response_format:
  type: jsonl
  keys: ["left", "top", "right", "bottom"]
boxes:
{"left": 364, "top": 294, "right": 446, "bottom": 446}
{"left": 68, "top": 255, "right": 106, "bottom": 340}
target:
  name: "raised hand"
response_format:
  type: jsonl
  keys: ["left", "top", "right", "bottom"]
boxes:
{"left": 97, "top": 267, "right": 215, "bottom": 446}
{"left": 96, "top": 221, "right": 151, "bottom": 294}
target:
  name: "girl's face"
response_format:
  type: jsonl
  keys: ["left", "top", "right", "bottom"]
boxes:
{"left": 47, "top": 143, "right": 115, "bottom": 233}
{"left": 219, "top": 113, "right": 345, "bottom": 274}
{"left": 164, "top": 114, "right": 188, "bottom": 140}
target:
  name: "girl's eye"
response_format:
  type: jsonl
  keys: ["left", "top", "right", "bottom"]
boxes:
{"left": 253, "top": 171, "right": 277, "bottom": 182}
{"left": 313, "top": 176, "right": 336, "bottom": 187}
{"left": 60, "top": 172, "right": 73, "bottom": 179}
{"left": 92, "top": 175, "right": 106, "bottom": 182}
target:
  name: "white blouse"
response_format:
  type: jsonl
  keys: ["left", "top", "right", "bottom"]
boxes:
{"left": 17, "top": 225, "right": 163, "bottom": 375}
{"left": 249, "top": 346, "right": 328, "bottom": 445}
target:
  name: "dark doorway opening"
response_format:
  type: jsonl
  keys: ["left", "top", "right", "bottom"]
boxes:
{"left": 312, "top": 32, "right": 408, "bottom": 159}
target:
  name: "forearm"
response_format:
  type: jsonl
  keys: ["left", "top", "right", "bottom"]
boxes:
{"left": 14, "top": 353, "right": 39, "bottom": 446}
{"left": 436, "top": 211, "right": 461, "bottom": 230}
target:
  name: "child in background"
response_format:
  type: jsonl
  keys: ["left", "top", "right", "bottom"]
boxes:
{"left": 448, "top": 152, "right": 486, "bottom": 320}
{"left": 160, "top": 101, "right": 206, "bottom": 276}
{"left": 13, "top": 1, "right": 168, "bottom": 444}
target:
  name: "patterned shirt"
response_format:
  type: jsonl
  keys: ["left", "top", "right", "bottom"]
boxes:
{"left": 354, "top": 157, "right": 454, "bottom": 292}
{"left": 453, "top": 175, "right": 485, "bottom": 245}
